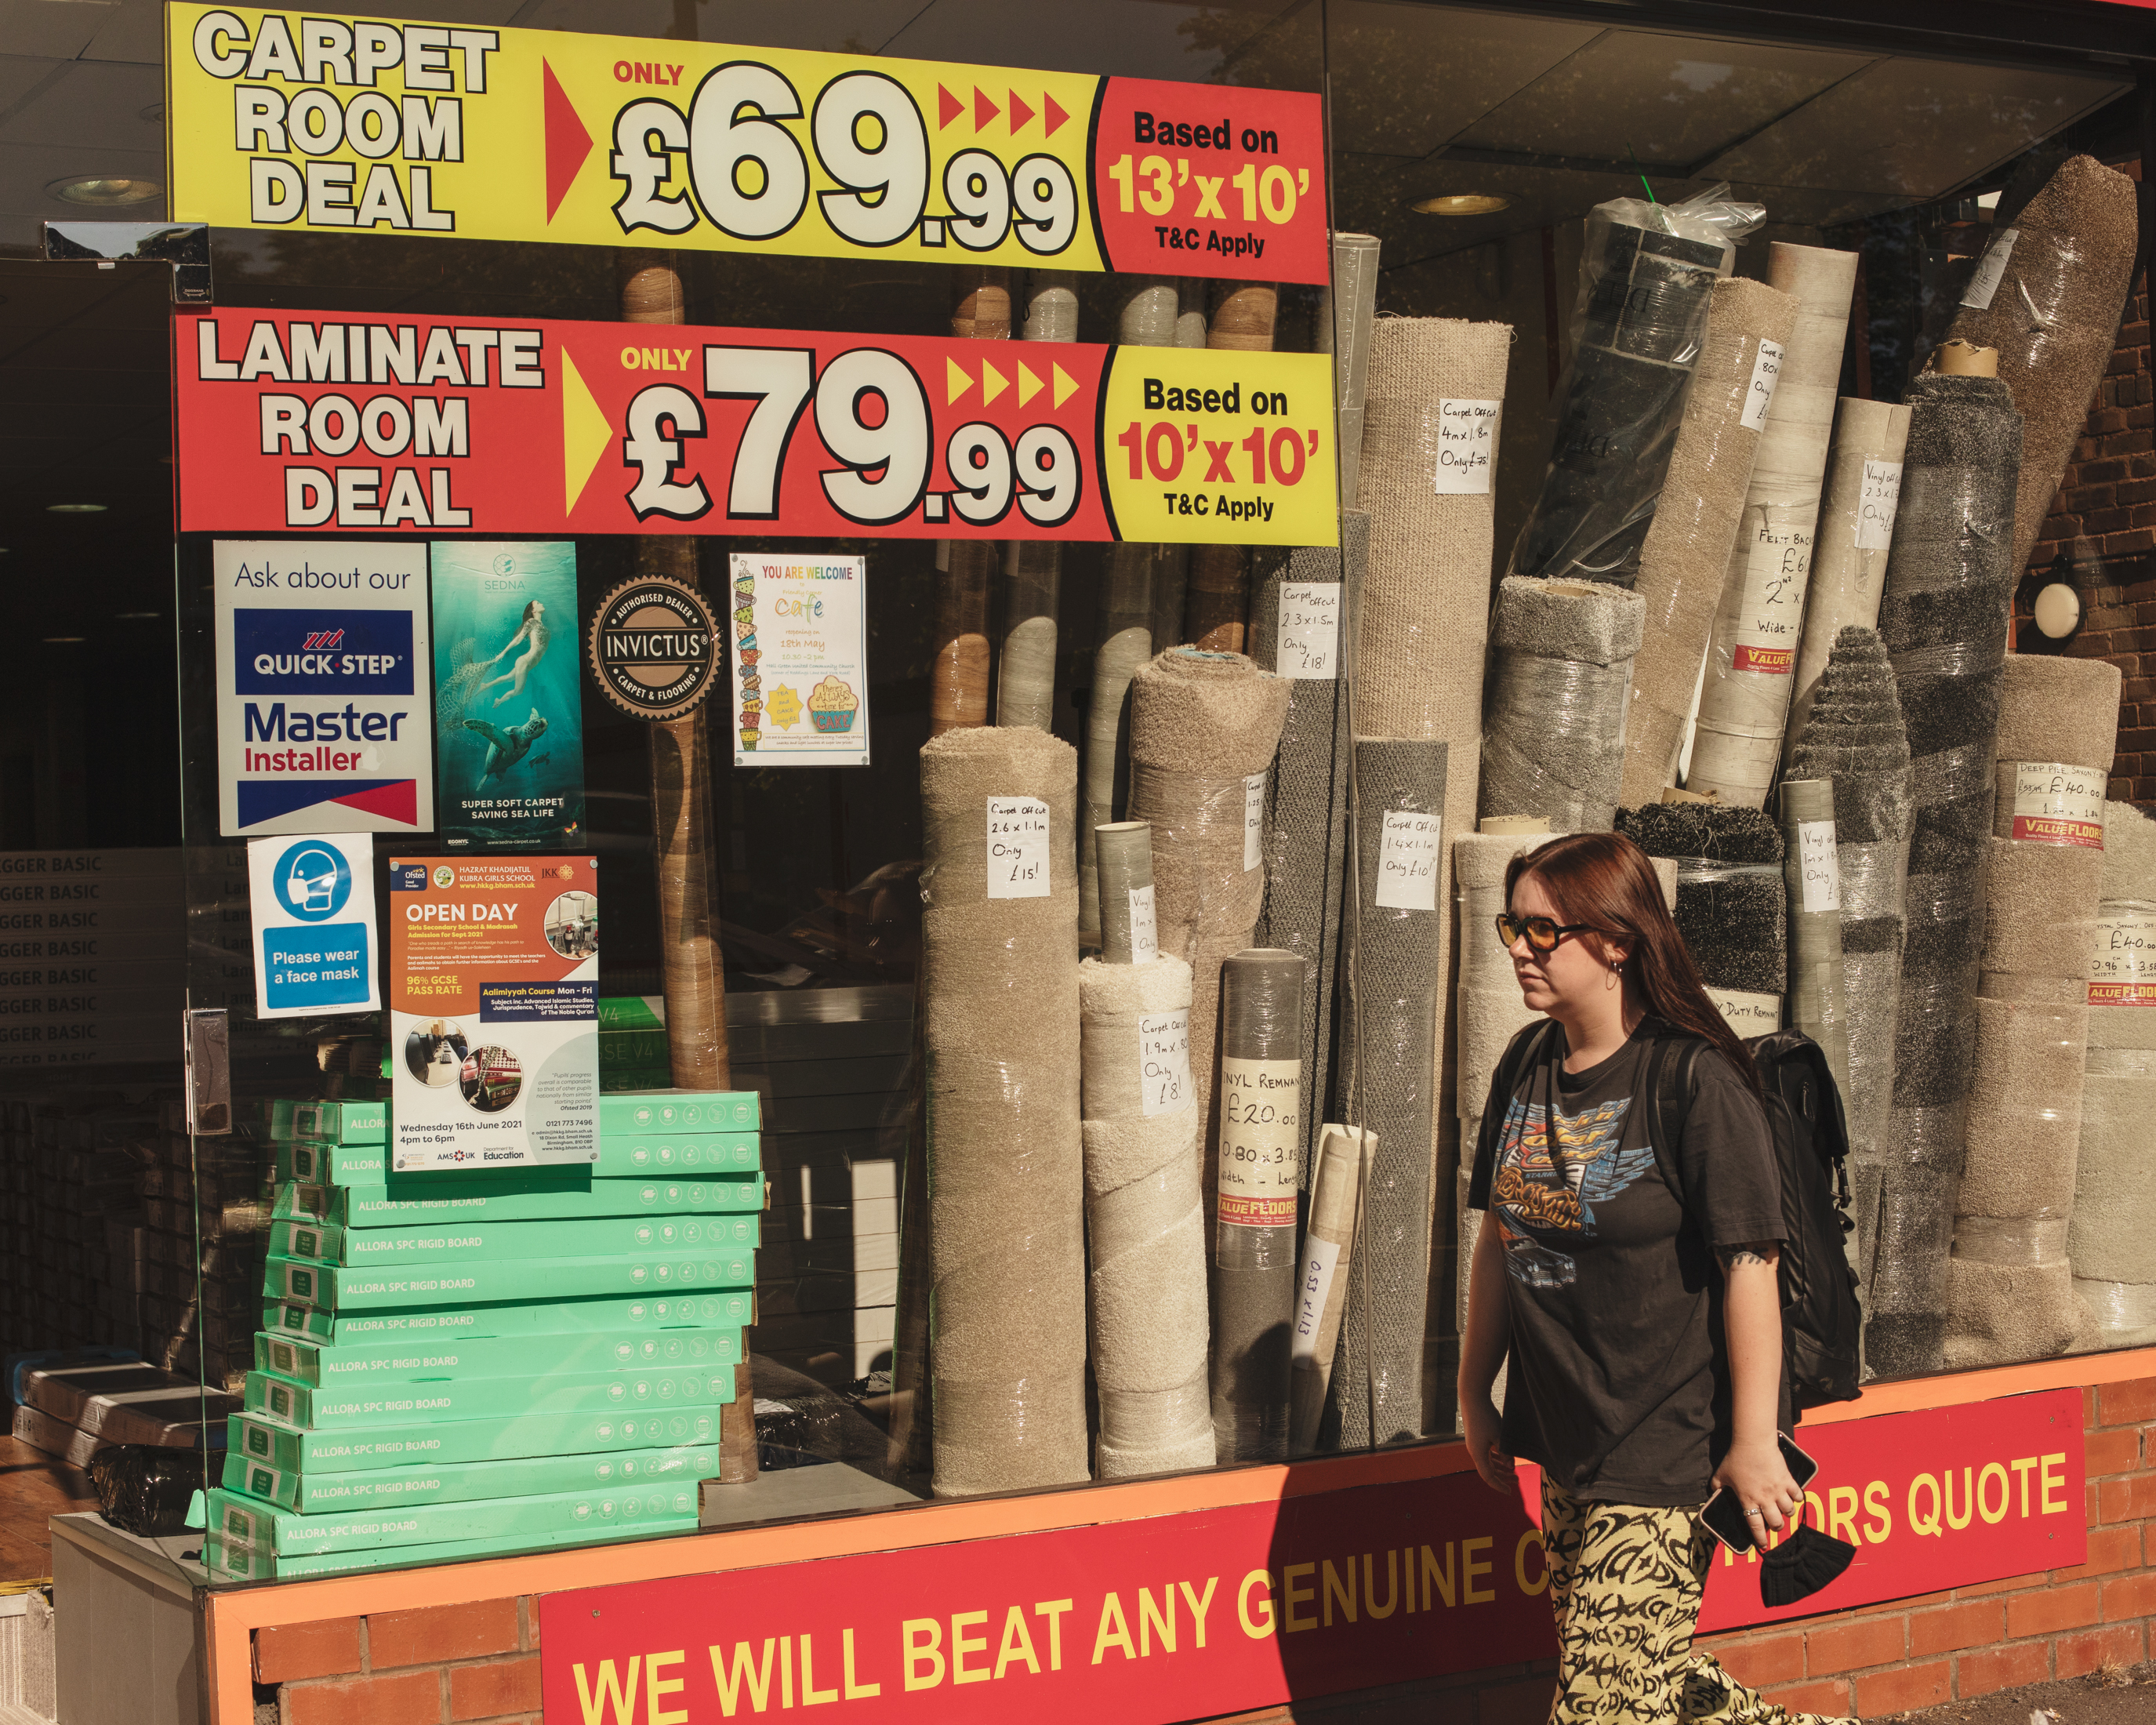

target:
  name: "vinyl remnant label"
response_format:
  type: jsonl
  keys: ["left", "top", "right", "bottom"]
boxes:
{"left": 1217, "top": 1055, "right": 1298, "bottom": 1225}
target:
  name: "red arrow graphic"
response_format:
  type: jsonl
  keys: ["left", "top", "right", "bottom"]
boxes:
{"left": 543, "top": 60, "right": 592, "bottom": 222}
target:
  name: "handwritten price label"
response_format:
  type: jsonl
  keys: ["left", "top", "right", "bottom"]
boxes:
{"left": 1856, "top": 459, "right": 1903, "bottom": 552}
{"left": 1740, "top": 340, "right": 1784, "bottom": 434}
{"left": 1797, "top": 819, "right": 1841, "bottom": 914}
{"left": 1374, "top": 810, "right": 1441, "bottom": 911}
{"left": 985, "top": 797, "right": 1051, "bottom": 899}
{"left": 1127, "top": 884, "right": 1159, "bottom": 964}
{"left": 1275, "top": 581, "right": 1340, "bottom": 679}
{"left": 2003, "top": 761, "right": 2107, "bottom": 849}
{"left": 1138, "top": 1009, "right": 1190, "bottom": 1117}
{"left": 1431, "top": 398, "right": 1500, "bottom": 496}
{"left": 1217, "top": 1055, "right": 1299, "bottom": 1224}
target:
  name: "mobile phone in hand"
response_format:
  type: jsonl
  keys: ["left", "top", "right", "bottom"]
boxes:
{"left": 1699, "top": 1433, "right": 1820, "bottom": 1553}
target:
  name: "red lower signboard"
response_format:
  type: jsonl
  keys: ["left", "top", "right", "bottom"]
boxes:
{"left": 537, "top": 1389, "right": 2083, "bottom": 1721}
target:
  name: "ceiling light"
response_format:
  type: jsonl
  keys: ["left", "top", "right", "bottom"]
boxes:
{"left": 47, "top": 503, "right": 107, "bottom": 513}
{"left": 46, "top": 176, "right": 162, "bottom": 207}
{"left": 115, "top": 611, "right": 160, "bottom": 619}
{"left": 1413, "top": 194, "right": 1512, "bottom": 216}
{"left": 42, "top": 637, "right": 85, "bottom": 645}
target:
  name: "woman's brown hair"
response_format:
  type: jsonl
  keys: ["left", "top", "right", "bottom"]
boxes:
{"left": 1504, "top": 830, "right": 1764, "bottom": 1099}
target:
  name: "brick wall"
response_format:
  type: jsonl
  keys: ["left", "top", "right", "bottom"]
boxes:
{"left": 247, "top": 1377, "right": 2156, "bottom": 1725}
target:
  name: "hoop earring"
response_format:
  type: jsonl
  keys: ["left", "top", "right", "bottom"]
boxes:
{"left": 1606, "top": 961, "right": 1622, "bottom": 991}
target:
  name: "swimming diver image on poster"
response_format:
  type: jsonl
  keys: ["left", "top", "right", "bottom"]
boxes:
{"left": 430, "top": 543, "right": 586, "bottom": 850}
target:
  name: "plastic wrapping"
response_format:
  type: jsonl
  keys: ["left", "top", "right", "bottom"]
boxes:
{"left": 1616, "top": 804, "right": 1787, "bottom": 1001}
{"left": 918, "top": 725, "right": 1087, "bottom": 1496}
{"left": 1620, "top": 276, "right": 1796, "bottom": 807}
{"left": 995, "top": 541, "right": 1061, "bottom": 731}
{"left": 1323, "top": 232, "right": 1381, "bottom": 507}
{"left": 89, "top": 1445, "right": 209, "bottom": 1538}
{"left": 1289, "top": 1124, "right": 1372, "bottom": 1454}
{"left": 1780, "top": 779, "right": 1850, "bottom": 1102}
{"left": 1479, "top": 577, "right": 1644, "bottom": 830}
{"left": 1507, "top": 184, "right": 1761, "bottom": 585}
{"left": 1689, "top": 245, "right": 1858, "bottom": 808}
{"left": 1095, "top": 821, "right": 1154, "bottom": 967}
{"left": 931, "top": 271, "right": 1011, "bottom": 737}
{"left": 1334, "top": 737, "right": 1446, "bottom": 1447}
{"left": 1210, "top": 947, "right": 1305, "bottom": 1462}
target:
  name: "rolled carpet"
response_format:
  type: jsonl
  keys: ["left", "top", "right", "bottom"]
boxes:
{"left": 1689, "top": 244, "right": 1858, "bottom": 808}
{"left": 1479, "top": 576, "right": 1644, "bottom": 831}
{"left": 1616, "top": 802, "right": 1787, "bottom": 1036}
{"left": 1324, "top": 232, "right": 1381, "bottom": 507}
{"left": 1210, "top": 947, "right": 1306, "bottom": 1462}
{"left": 1784, "top": 400, "right": 1913, "bottom": 771}
{"left": 919, "top": 725, "right": 1087, "bottom": 1494}
{"left": 1944, "top": 154, "right": 2140, "bottom": 576}
{"left": 931, "top": 270, "right": 1012, "bottom": 737}
{"left": 1780, "top": 778, "right": 1850, "bottom": 1102}
{"left": 1620, "top": 275, "right": 1798, "bottom": 808}
{"left": 1334, "top": 737, "right": 1446, "bottom": 1446}
{"left": 1785, "top": 626, "right": 1913, "bottom": 1302}
{"left": 1867, "top": 365, "right": 2023, "bottom": 1379}
{"left": 1185, "top": 284, "right": 1279, "bottom": 650}
{"left": 1080, "top": 949, "right": 1212, "bottom": 1477}
{"left": 2074, "top": 803, "right": 2156, "bottom": 1348}
{"left": 1250, "top": 518, "right": 1365, "bottom": 1187}
{"left": 1127, "top": 648, "right": 1292, "bottom": 1136}
{"left": 1290, "top": 1123, "right": 1373, "bottom": 1454}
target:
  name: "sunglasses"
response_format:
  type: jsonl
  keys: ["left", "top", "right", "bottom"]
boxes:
{"left": 1494, "top": 913, "right": 1597, "bottom": 954}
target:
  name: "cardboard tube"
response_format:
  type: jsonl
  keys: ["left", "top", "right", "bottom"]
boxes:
{"left": 1289, "top": 1124, "right": 1373, "bottom": 1454}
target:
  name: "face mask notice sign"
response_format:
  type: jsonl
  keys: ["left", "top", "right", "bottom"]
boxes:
{"left": 387, "top": 855, "right": 598, "bottom": 1172}
{"left": 248, "top": 833, "right": 379, "bottom": 1019}
{"left": 213, "top": 539, "right": 434, "bottom": 837}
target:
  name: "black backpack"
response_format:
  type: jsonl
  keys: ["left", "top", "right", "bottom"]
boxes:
{"left": 1481, "top": 1020, "right": 1863, "bottom": 1411}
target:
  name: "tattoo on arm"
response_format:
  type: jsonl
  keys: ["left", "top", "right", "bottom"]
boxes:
{"left": 1717, "top": 1244, "right": 1774, "bottom": 1269}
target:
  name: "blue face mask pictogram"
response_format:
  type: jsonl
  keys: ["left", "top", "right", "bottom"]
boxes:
{"left": 273, "top": 842, "right": 353, "bottom": 922}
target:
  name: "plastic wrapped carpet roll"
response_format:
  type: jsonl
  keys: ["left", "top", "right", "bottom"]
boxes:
{"left": 919, "top": 726, "right": 1087, "bottom": 1495}
{"left": 996, "top": 541, "right": 1061, "bottom": 731}
{"left": 1785, "top": 401, "right": 1913, "bottom": 769}
{"left": 1117, "top": 278, "right": 1179, "bottom": 348}
{"left": 1210, "top": 281, "right": 1277, "bottom": 353}
{"left": 1080, "top": 951, "right": 1212, "bottom": 1478}
{"left": 1690, "top": 245, "right": 1857, "bottom": 808}
{"left": 1620, "top": 277, "right": 1797, "bottom": 808}
{"left": 1250, "top": 516, "right": 1365, "bottom": 1186}
{"left": 1455, "top": 830, "right": 1560, "bottom": 1158}
{"left": 1786, "top": 626, "right": 1913, "bottom": 1298}
{"left": 1334, "top": 738, "right": 1446, "bottom": 1447}
{"left": 1616, "top": 803, "right": 1787, "bottom": 1030}
{"left": 2074, "top": 803, "right": 2156, "bottom": 1347}
{"left": 1780, "top": 779, "right": 1850, "bottom": 1101}
{"left": 1174, "top": 278, "right": 1208, "bottom": 347}
{"left": 1323, "top": 232, "right": 1381, "bottom": 507}
{"left": 1211, "top": 947, "right": 1305, "bottom": 1462}
{"left": 1479, "top": 577, "right": 1645, "bottom": 830}
{"left": 1868, "top": 367, "right": 2024, "bottom": 1380}
{"left": 1944, "top": 155, "right": 2139, "bottom": 575}
{"left": 1022, "top": 270, "right": 1079, "bottom": 343}
{"left": 931, "top": 271, "right": 1011, "bottom": 737}
{"left": 1944, "top": 654, "right": 2116, "bottom": 1367}
{"left": 1290, "top": 1124, "right": 1371, "bottom": 1454}
{"left": 1127, "top": 648, "right": 1293, "bottom": 1134}
{"left": 1508, "top": 212, "right": 1730, "bottom": 584}
{"left": 1096, "top": 821, "right": 1154, "bottom": 966}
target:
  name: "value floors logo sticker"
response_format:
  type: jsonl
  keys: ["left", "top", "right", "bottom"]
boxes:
{"left": 214, "top": 539, "right": 434, "bottom": 835}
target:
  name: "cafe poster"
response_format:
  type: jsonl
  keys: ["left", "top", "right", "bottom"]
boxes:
{"left": 729, "top": 552, "right": 870, "bottom": 766}
{"left": 387, "top": 855, "right": 598, "bottom": 1172}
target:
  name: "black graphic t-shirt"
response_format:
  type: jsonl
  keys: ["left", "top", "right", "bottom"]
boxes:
{"left": 1467, "top": 1019, "right": 1782, "bottom": 1506}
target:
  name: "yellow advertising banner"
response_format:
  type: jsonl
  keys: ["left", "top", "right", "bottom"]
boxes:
{"left": 165, "top": 5, "right": 1330, "bottom": 281}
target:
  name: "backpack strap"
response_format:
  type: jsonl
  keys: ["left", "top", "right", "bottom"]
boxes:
{"left": 1642, "top": 1028, "right": 1705, "bottom": 1209}
{"left": 1473, "top": 1019, "right": 1561, "bottom": 1181}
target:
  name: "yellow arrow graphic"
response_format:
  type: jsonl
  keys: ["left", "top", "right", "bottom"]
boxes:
{"left": 1016, "top": 361, "right": 1044, "bottom": 407}
{"left": 980, "top": 359, "right": 1008, "bottom": 405}
{"left": 1052, "top": 362, "right": 1081, "bottom": 409}
{"left": 946, "top": 356, "right": 973, "bottom": 405}
{"left": 561, "top": 347, "right": 612, "bottom": 514}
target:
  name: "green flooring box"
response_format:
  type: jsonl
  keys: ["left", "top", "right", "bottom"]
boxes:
{"left": 205, "top": 1515, "right": 693, "bottom": 1580}
{"left": 291, "top": 1099, "right": 387, "bottom": 1142}
{"left": 256, "top": 1324, "right": 741, "bottom": 1387}
{"left": 229, "top": 1399, "right": 724, "bottom": 1472}
{"left": 267, "top": 1212, "right": 760, "bottom": 1266}
{"left": 601, "top": 1091, "right": 759, "bottom": 1133}
{"left": 264, "top": 1248, "right": 754, "bottom": 1311}
{"left": 261, "top": 1288, "right": 753, "bottom": 1344}
{"left": 223, "top": 1436, "right": 718, "bottom": 1512}
{"left": 209, "top": 1477, "right": 704, "bottom": 1555}
{"left": 245, "top": 1360, "right": 734, "bottom": 1429}
{"left": 276, "top": 1139, "right": 387, "bottom": 1186}
{"left": 275, "top": 1172, "right": 763, "bottom": 1227}
{"left": 281, "top": 1131, "right": 761, "bottom": 1185}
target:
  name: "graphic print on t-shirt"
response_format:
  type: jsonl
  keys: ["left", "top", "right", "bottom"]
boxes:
{"left": 1487, "top": 1091, "right": 1655, "bottom": 1287}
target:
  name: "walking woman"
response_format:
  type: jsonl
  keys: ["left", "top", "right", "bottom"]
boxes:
{"left": 1459, "top": 831, "right": 1854, "bottom": 1724}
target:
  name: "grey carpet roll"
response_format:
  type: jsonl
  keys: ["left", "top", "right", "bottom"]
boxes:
{"left": 1616, "top": 804, "right": 1787, "bottom": 1027}
{"left": 919, "top": 726, "right": 1087, "bottom": 1495}
{"left": 1080, "top": 545, "right": 1167, "bottom": 946}
{"left": 996, "top": 541, "right": 1061, "bottom": 732}
{"left": 1944, "top": 155, "right": 2140, "bottom": 576}
{"left": 1290, "top": 1123, "right": 1372, "bottom": 1454}
{"left": 1780, "top": 778, "right": 1850, "bottom": 1102}
{"left": 1323, "top": 232, "right": 1381, "bottom": 508}
{"left": 1097, "top": 820, "right": 1156, "bottom": 967}
{"left": 1117, "top": 278, "right": 1180, "bottom": 348}
{"left": 1455, "top": 830, "right": 1561, "bottom": 1160}
{"left": 1334, "top": 738, "right": 1447, "bottom": 1447}
{"left": 1689, "top": 245, "right": 1858, "bottom": 809}
{"left": 1621, "top": 276, "right": 1798, "bottom": 808}
{"left": 1174, "top": 276, "right": 1208, "bottom": 347}
{"left": 1508, "top": 213, "right": 1728, "bottom": 584}
{"left": 1210, "top": 947, "right": 1306, "bottom": 1462}
{"left": 1479, "top": 577, "right": 1645, "bottom": 830}
{"left": 1867, "top": 366, "right": 2024, "bottom": 1381}
{"left": 2074, "top": 802, "right": 2156, "bottom": 1348}
{"left": 1945, "top": 654, "right": 2118, "bottom": 1367}
{"left": 1786, "top": 400, "right": 1913, "bottom": 771}
{"left": 1080, "top": 949, "right": 1212, "bottom": 1478}
{"left": 1127, "top": 648, "right": 1293, "bottom": 1138}
{"left": 1786, "top": 626, "right": 1913, "bottom": 1303}
{"left": 1250, "top": 516, "right": 1365, "bottom": 1188}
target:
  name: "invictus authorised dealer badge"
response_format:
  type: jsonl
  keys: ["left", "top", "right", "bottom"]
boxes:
{"left": 586, "top": 576, "right": 721, "bottom": 722}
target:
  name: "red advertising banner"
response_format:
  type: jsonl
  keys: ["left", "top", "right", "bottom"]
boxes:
{"left": 536, "top": 1389, "right": 2084, "bottom": 1722}
{"left": 173, "top": 310, "right": 1336, "bottom": 547}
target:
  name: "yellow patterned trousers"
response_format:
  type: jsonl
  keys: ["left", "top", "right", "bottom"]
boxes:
{"left": 1539, "top": 1479, "right": 1860, "bottom": 1725}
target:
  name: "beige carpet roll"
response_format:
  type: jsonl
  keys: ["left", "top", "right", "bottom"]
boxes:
{"left": 1290, "top": 1124, "right": 1371, "bottom": 1454}
{"left": 1081, "top": 950, "right": 1212, "bottom": 1478}
{"left": 996, "top": 541, "right": 1061, "bottom": 732}
{"left": 1080, "top": 549, "right": 1159, "bottom": 947}
{"left": 1784, "top": 400, "right": 1912, "bottom": 769}
{"left": 1479, "top": 578, "right": 1643, "bottom": 830}
{"left": 932, "top": 271, "right": 1011, "bottom": 738}
{"left": 920, "top": 725, "right": 1087, "bottom": 1495}
{"left": 1620, "top": 276, "right": 1798, "bottom": 808}
{"left": 1944, "top": 155, "right": 2140, "bottom": 575}
{"left": 1127, "top": 648, "right": 1292, "bottom": 1134}
{"left": 1690, "top": 245, "right": 1857, "bottom": 808}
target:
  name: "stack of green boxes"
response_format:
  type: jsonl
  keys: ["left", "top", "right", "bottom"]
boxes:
{"left": 203, "top": 1091, "right": 763, "bottom": 1579}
